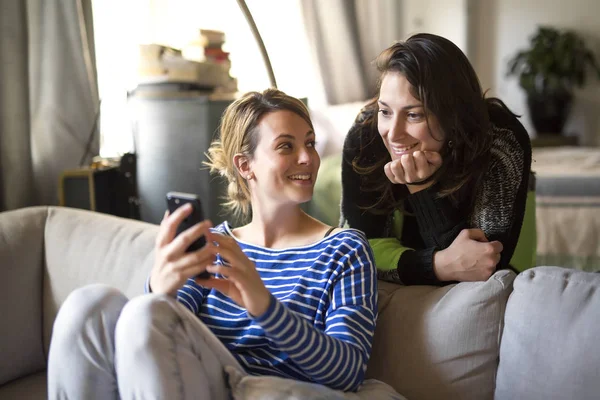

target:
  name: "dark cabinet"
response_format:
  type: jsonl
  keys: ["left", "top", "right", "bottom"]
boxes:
{"left": 129, "top": 93, "right": 235, "bottom": 226}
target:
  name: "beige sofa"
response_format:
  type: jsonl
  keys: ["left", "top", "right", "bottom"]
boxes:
{"left": 1, "top": 206, "right": 599, "bottom": 399}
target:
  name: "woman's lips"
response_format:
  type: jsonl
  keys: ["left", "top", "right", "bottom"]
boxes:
{"left": 391, "top": 142, "right": 419, "bottom": 156}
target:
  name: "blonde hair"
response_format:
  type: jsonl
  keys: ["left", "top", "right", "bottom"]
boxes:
{"left": 204, "top": 89, "right": 313, "bottom": 219}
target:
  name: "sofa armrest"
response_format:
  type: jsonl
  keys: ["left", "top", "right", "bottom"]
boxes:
{"left": 0, "top": 207, "right": 49, "bottom": 385}
{"left": 42, "top": 207, "right": 158, "bottom": 356}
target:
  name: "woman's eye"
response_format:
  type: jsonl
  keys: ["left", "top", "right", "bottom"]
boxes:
{"left": 407, "top": 112, "right": 424, "bottom": 121}
{"left": 307, "top": 140, "right": 317, "bottom": 148}
{"left": 278, "top": 143, "right": 292, "bottom": 150}
{"left": 378, "top": 109, "right": 391, "bottom": 117}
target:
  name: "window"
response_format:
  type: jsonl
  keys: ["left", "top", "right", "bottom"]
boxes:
{"left": 92, "top": 0, "right": 324, "bottom": 157}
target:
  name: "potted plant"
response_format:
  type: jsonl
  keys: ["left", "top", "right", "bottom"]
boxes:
{"left": 507, "top": 26, "right": 600, "bottom": 135}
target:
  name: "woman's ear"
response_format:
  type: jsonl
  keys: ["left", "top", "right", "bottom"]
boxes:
{"left": 233, "top": 153, "right": 252, "bottom": 180}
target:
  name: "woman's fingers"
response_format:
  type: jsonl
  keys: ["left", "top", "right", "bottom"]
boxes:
{"left": 412, "top": 151, "right": 430, "bottom": 179}
{"left": 205, "top": 235, "right": 250, "bottom": 270}
{"left": 424, "top": 151, "right": 443, "bottom": 168}
{"left": 206, "top": 264, "right": 234, "bottom": 278}
{"left": 163, "top": 220, "right": 213, "bottom": 260}
{"left": 170, "top": 245, "right": 216, "bottom": 273}
{"left": 490, "top": 240, "right": 504, "bottom": 254}
{"left": 385, "top": 160, "right": 405, "bottom": 184}
{"left": 384, "top": 151, "right": 443, "bottom": 186}
{"left": 384, "top": 162, "right": 396, "bottom": 183}
{"left": 400, "top": 154, "right": 417, "bottom": 182}
{"left": 198, "top": 277, "right": 236, "bottom": 298}
{"left": 156, "top": 203, "right": 193, "bottom": 247}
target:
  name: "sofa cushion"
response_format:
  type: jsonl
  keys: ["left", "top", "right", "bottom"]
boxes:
{"left": 366, "top": 270, "right": 515, "bottom": 400}
{"left": 495, "top": 266, "right": 600, "bottom": 400}
{"left": 43, "top": 207, "right": 157, "bottom": 356}
{"left": 0, "top": 207, "right": 47, "bottom": 385}
{"left": 0, "top": 371, "right": 46, "bottom": 400}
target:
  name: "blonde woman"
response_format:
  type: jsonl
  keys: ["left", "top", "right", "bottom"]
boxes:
{"left": 48, "top": 89, "right": 378, "bottom": 399}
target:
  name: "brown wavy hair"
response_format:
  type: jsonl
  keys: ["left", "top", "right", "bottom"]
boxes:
{"left": 204, "top": 89, "right": 313, "bottom": 219}
{"left": 353, "top": 33, "right": 513, "bottom": 212}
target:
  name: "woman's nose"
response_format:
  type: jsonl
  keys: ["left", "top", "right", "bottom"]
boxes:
{"left": 388, "top": 119, "right": 407, "bottom": 141}
{"left": 297, "top": 148, "right": 312, "bottom": 165}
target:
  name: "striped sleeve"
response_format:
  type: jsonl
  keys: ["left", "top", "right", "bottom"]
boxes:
{"left": 176, "top": 279, "right": 208, "bottom": 314}
{"left": 253, "top": 231, "right": 377, "bottom": 391}
{"left": 143, "top": 275, "right": 208, "bottom": 312}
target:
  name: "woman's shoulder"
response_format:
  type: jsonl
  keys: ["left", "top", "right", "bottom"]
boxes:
{"left": 322, "top": 228, "right": 376, "bottom": 269}
{"left": 324, "top": 228, "right": 372, "bottom": 253}
{"left": 345, "top": 100, "right": 378, "bottom": 143}
{"left": 478, "top": 102, "right": 533, "bottom": 195}
{"left": 487, "top": 100, "right": 531, "bottom": 151}
{"left": 210, "top": 221, "right": 230, "bottom": 235}
{"left": 327, "top": 227, "right": 367, "bottom": 240}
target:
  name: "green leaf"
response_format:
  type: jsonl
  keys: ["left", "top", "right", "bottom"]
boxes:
{"left": 506, "top": 25, "right": 600, "bottom": 92}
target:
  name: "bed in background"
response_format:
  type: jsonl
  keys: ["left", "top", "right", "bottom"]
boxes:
{"left": 533, "top": 146, "right": 600, "bottom": 272}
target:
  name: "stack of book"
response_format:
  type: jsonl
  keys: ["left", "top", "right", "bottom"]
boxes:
{"left": 136, "top": 29, "right": 237, "bottom": 93}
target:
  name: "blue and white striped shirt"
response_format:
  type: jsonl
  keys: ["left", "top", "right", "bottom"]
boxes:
{"left": 176, "top": 222, "right": 377, "bottom": 392}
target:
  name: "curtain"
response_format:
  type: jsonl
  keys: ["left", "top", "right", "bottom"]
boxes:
{"left": 0, "top": 0, "right": 99, "bottom": 211}
{"left": 300, "top": 0, "right": 403, "bottom": 105}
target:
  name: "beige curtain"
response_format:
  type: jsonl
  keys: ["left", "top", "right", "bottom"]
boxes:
{"left": 301, "top": 0, "right": 403, "bottom": 105}
{"left": 0, "top": 0, "right": 99, "bottom": 210}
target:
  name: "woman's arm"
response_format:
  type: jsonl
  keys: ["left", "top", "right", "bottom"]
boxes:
{"left": 253, "top": 231, "right": 377, "bottom": 392}
{"left": 405, "top": 184, "right": 468, "bottom": 249}
{"left": 469, "top": 109, "right": 532, "bottom": 269}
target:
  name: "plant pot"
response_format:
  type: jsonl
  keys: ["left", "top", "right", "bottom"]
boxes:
{"left": 527, "top": 92, "right": 573, "bottom": 135}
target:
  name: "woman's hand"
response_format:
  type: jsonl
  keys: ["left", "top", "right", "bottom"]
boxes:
{"left": 384, "top": 151, "right": 442, "bottom": 193}
{"left": 150, "top": 204, "right": 215, "bottom": 296}
{"left": 433, "top": 228, "right": 503, "bottom": 282}
{"left": 199, "top": 232, "right": 272, "bottom": 317}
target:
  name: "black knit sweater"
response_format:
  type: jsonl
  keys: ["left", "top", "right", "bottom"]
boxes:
{"left": 340, "top": 103, "right": 532, "bottom": 285}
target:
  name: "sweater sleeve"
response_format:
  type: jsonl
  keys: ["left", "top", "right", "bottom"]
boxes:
{"left": 405, "top": 184, "right": 468, "bottom": 249}
{"left": 253, "top": 231, "right": 377, "bottom": 392}
{"left": 377, "top": 188, "right": 466, "bottom": 286}
{"left": 469, "top": 111, "right": 532, "bottom": 269}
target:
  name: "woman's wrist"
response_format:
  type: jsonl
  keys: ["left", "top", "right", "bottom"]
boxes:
{"left": 249, "top": 290, "right": 273, "bottom": 318}
{"left": 406, "top": 180, "right": 435, "bottom": 194}
{"left": 433, "top": 249, "right": 453, "bottom": 281}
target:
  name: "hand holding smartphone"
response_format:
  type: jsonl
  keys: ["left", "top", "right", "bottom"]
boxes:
{"left": 166, "top": 191, "right": 210, "bottom": 279}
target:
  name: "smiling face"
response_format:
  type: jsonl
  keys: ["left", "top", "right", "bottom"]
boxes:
{"left": 244, "top": 109, "right": 320, "bottom": 208}
{"left": 377, "top": 72, "right": 445, "bottom": 160}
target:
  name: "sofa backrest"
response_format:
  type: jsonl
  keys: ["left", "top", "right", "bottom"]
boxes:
{"left": 42, "top": 206, "right": 157, "bottom": 355}
{"left": 0, "top": 207, "right": 48, "bottom": 386}
{"left": 495, "top": 266, "right": 600, "bottom": 399}
{"left": 367, "top": 270, "right": 516, "bottom": 400}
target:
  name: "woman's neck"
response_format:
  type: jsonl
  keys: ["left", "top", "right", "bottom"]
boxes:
{"left": 234, "top": 205, "right": 321, "bottom": 249}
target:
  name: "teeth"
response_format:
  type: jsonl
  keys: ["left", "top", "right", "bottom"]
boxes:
{"left": 393, "top": 143, "right": 419, "bottom": 153}
{"left": 289, "top": 174, "right": 311, "bottom": 181}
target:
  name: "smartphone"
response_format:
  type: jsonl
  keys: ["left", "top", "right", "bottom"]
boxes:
{"left": 165, "top": 191, "right": 210, "bottom": 279}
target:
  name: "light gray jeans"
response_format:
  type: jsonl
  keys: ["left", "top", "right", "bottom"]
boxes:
{"left": 47, "top": 284, "right": 244, "bottom": 400}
